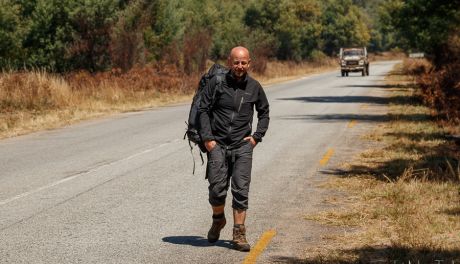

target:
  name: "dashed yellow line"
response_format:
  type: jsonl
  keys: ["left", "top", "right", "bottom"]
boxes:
{"left": 361, "top": 104, "right": 369, "bottom": 109}
{"left": 243, "top": 229, "right": 276, "bottom": 264}
{"left": 348, "top": 120, "right": 357, "bottom": 128}
{"left": 319, "top": 148, "right": 334, "bottom": 166}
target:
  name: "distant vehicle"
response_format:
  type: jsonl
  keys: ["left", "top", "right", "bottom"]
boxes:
{"left": 339, "top": 47, "right": 369, "bottom": 77}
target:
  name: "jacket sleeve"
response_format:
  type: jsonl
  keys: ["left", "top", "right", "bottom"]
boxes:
{"left": 252, "top": 84, "right": 270, "bottom": 143}
{"left": 198, "top": 77, "right": 216, "bottom": 142}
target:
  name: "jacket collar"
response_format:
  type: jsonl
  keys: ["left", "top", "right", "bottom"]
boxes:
{"left": 227, "top": 71, "right": 248, "bottom": 85}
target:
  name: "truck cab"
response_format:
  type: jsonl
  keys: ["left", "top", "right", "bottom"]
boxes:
{"left": 339, "top": 47, "right": 369, "bottom": 77}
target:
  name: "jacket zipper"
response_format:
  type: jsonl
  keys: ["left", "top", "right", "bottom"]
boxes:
{"left": 227, "top": 89, "right": 245, "bottom": 141}
{"left": 237, "top": 96, "right": 244, "bottom": 113}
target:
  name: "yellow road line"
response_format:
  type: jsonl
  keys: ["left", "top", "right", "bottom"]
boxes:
{"left": 319, "top": 148, "right": 334, "bottom": 166}
{"left": 348, "top": 120, "right": 357, "bottom": 128}
{"left": 243, "top": 229, "right": 276, "bottom": 264}
{"left": 360, "top": 104, "right": 369, "bottom": 109}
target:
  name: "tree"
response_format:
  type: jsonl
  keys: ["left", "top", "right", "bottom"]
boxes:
{"left": 20, "top": 0, "right": 75, "bottom": 71}
{"left": 275, "top": 0, "right": 323, "bottom": 61}
{"left": 383, "top": 0, "right": 460, "bottom": 65}
{"left": 209, "top": 0, "right": 247, "bottom": 60}
{"left": 110, "top": 0, "right": 154, "bottom": 71}
{"left": 321, "top": 0, "right": 370, "bottom": 55}
{"left": 69, "top": 0, "right": 120, "bottom": 72}
{"left": 144, "top": 0, "right": 183, "bottom": 63}
{"left": 0, "top": 0, "right": 25, "bottom": 68}
{"left": 180, "top": 0, "right": 218, "bottom": 74}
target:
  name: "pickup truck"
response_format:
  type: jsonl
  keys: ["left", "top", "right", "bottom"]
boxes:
{"left": 339, "top": 47, "right": 369, "bottom": 77}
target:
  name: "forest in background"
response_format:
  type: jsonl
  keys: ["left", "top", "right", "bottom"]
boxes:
{"left": 0, "top": 0, "right": 404, "bottom": 74}
{"left": 0, "top": 0, "right": 457, "bottom": 72}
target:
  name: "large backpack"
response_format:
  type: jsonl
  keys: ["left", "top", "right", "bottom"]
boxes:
{"left": 184, "top": 64, "right": 227, "bottom": 172}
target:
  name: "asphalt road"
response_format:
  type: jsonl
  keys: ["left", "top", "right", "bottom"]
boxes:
{"left": 0, "top": 61, "right": 398, "bottom": 263}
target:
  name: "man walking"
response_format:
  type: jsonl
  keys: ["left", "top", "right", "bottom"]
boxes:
{"left": 198, "top": 46, "right": 270, "bottom": 251}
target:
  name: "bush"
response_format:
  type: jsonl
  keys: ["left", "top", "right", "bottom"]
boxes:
{"left": 412, "top": 33, "right": 460, "bottom": 123}
{"left": 402, "top": 58, "right": 432, "bottom": 76}
{"left": 418, "top": 63, "right": 460, "bottom": 123}
{"left": 308, "top": 50, "right": 328, "bottom": 64}
{"left": 66, "top": 64, "right": 198, "bottom": 97}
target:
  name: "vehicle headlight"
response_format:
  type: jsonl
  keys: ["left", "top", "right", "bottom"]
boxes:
{"left": 341, "top": 60, "right": 346, "bottom": 66}
{"left": 359, "top": 60, "right": 364, "bottom": 65}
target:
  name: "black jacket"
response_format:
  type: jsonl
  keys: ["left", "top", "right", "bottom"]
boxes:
{"left": 199, "top": 72, "right": 270, "bottom": 148}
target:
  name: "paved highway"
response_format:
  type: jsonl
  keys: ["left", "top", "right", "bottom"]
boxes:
{"left": 0, "top": 61, "right": 398, "bottom": 263}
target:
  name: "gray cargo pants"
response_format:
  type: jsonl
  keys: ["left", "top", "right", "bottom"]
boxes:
{"left": 206, "top": 141, "right": 253, "bottom": 210}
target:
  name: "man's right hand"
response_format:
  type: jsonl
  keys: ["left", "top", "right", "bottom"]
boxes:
{"left": 204, "top": 140, "right": 217, "bottom": 152}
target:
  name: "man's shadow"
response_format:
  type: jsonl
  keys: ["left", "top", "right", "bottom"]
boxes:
{"left": 162, "top": 236, "right": 233, "bottom": 249}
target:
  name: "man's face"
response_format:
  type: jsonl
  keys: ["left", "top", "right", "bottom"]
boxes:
{"left": 229, "top": 52, "right": 250, "bottom": 79}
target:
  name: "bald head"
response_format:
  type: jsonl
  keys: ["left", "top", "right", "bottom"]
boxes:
{"left": 229, "top": 46, "right": 250, "bottom": 60}
{"left": 228, "top": 46, "right": 251, "bottom": 80}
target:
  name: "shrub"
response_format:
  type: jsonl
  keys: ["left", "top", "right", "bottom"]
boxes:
{"left": 308, "top": 50, "right": 328, "bottom": 64}
{"left": 402, "top": 58, "right": 432, "bottom": 76}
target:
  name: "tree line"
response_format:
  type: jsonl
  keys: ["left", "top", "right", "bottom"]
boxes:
{"left": 0, "top": 0, "right": 458, "bottom": 74}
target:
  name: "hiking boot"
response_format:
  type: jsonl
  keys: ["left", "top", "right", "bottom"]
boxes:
{"left": 207, "top": 214, "right": 226, "bottom": 243}
{"left": 232, "top": 225, "right": 250, "bottom": 251}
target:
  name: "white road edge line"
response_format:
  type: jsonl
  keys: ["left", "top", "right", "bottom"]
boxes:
{"left": 0, "top": 139, "right": 181, "bottom": 206}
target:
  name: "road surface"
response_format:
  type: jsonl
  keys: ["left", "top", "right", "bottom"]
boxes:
{"left": 0, "top": 61, "right": 398, "bottom": 263}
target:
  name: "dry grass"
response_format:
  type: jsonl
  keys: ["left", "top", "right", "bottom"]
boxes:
{"left": 252, "top": 58, "right": 338, "bottom": 84}
{"left": 401, "top": 58, "right": 432, "bottom": 76}
{"left": 369, "top": 51, "right": 407, "bottom": 62}
{"left": 0, "top": 67, "right": 195, "bottom": 138}
{"left": 301, "top": 64, "right": 460, "bottom": 263}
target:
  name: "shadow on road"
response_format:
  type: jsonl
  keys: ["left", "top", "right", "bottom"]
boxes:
{"left": 443, "top": 207, "right": 460, "bottom": 216}
{"left": 340, "top": 83, "right": 417, "bottom": 89}
{"left": 276, "top": 113, "right": 431, "bottom": 123}
{"left": 268, "top": 245, "right": 460, "bottom": 263}
{"left": 278, "top": 95, "right": 420, "bottom": 106}
{"left": 162, "top": 236, "right": 233, "bottom": 249}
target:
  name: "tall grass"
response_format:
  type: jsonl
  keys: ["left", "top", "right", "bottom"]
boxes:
{"left": 0, "top": 65, "right": 199, "bottom": 138}
{"left": 0, "top": 71, "right": 73, "bottom": 111}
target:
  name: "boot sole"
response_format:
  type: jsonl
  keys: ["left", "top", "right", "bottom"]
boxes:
{"left": 233, "top": 243, "right": 250, "bottom": 252}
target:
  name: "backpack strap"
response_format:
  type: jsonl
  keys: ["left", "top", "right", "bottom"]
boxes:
{"left": 187, "top": 135, "right": 204, "bottom": 175}
{"left": 211, "top": 74, "right": 223, "bottom": 108}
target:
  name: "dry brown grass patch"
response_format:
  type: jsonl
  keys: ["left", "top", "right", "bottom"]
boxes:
{"left": 252, "top": 58, "right": 338, "bottom": 85}
{"left": 369, "top": 51, "right": 407, "bottom": 62}
{"left": 0, "top": 65, "right": 198, "bottom": 138}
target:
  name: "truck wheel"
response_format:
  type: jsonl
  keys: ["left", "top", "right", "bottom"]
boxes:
{"left": 362, "top": 69, "right": 366, "bottom": 76}
{"left": 366, "top": 66, "right": 370, "bottom": 76}
{"left": 345, "top": 72, "right": 349, "bottom": 76}
{"left": 341, "top": 71, "right": 345, "bottom": 77}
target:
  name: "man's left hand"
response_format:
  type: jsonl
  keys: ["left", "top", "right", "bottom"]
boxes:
{"left": 244, "top": 136, "right": 257, "bottom": 147}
